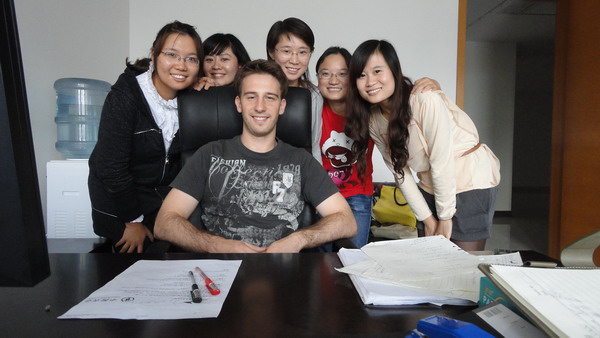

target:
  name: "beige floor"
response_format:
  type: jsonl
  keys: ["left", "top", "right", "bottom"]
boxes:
{"left": 488, "top": 190, "right": 549, "bottom": 255}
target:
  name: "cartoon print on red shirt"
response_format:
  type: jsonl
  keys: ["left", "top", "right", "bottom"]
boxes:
{"left": 322, "top": 130, "right": 358, "bottom": 188}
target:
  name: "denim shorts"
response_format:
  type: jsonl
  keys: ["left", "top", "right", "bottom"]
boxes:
{"left": 417, "top": 187, "right": 497, "bottom": 241}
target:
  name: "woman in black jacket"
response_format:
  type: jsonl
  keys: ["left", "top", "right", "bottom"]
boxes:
{"left": 88, "top": 21, "right": 202, "bottom": 253}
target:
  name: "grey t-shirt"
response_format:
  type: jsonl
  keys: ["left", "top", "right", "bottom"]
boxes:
{"left": 171, "top": 136, "right": 338, "bottom": 247}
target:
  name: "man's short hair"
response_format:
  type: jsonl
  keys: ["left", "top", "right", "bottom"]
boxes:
{"left": 234, "top": 59, "right": 289, "bottom": 98}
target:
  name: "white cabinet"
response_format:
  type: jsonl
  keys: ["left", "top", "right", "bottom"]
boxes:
{"left": 46, "top": 160, "right": 97, "bottom": 238}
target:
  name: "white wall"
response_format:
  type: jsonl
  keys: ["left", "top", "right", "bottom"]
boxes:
{"left": 15, "top": 0, "right": 129, "bottom": 224}
{"left": 129, "top": 0, "right": 460, "bottom": 182}
{"left": 15, "top": 0, "right": 459, "bottom": 222}
{"left": 465, "top": 41, "right": 515, "bottom": 211}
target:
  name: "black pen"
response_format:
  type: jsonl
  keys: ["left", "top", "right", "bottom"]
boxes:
{"left": 189, "top": 270, "right": 202, "bottom": 303}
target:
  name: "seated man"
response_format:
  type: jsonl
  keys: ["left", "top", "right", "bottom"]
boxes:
{"left": 154, "top": 59, "right": 356, "bottom": 253}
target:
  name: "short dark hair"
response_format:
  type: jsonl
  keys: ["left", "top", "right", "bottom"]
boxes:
{"left": 266, "top": 17, "right": 315, "bottom": 88}
{"left": 203, "top": 33, "right": 251, "bottom": 66}
{"left": 128, "top": 21, "right": 203, "bottom": 72}
{"left": 234, "top": 59, "right": 288, "bottom": 98}
{"left": 315, "top": 46, "right": 352, "bottom": 74}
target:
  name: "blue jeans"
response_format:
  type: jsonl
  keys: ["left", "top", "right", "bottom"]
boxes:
{"left": 318, "top": 194, "right": 372, "bottom": 252}
{"left": 346, "top": 194, "right": 373, "bottom": 248}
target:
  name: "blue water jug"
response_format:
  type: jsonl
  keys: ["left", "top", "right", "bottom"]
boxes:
{"left": 54, "top": 78, "right": 111, "bottom": 159}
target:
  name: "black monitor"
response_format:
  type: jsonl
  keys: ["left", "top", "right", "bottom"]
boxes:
{"left": 0, "top": 0, "right": 50, "bottom": 286}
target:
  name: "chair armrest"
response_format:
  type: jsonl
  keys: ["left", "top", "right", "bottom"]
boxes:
{"left": 560, "top": 229, "right": 600, "bottom": 267}
{"left": 145, "top": 240, "right": 174, "bottom": 253}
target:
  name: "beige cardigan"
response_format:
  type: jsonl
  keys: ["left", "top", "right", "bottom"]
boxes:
{"left": 369, "top": 90, "right": 500, "bottom": 221}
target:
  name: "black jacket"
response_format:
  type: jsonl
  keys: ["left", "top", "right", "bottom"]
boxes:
{"left": 88, "top": 66, "right": 181, "bottom": 241}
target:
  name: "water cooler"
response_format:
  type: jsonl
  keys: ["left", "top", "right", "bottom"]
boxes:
{"left": 46, "top": 78, "right": 110, "bottom": 239}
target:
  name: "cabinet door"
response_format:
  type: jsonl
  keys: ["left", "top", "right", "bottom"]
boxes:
{"left": 47, "top": 160, "right": 96, "bottom": 238}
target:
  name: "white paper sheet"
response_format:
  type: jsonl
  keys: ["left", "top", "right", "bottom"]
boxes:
{"left": 59, "top": 259, "right": 242, "bottom": 320}
{"left": 337, "top": 236, "right": 523, "bottom": 303}
{"left": 361, "top": 236, "right": 481, "bottom": 281}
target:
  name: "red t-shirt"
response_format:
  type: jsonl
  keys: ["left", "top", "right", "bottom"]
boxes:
{"left": 319, "top": 102, "right": 374, "bottom": 198}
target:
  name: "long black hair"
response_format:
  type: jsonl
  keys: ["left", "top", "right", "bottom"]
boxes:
{"left": 345, "top": 40, "right": 413, "bottom": 179}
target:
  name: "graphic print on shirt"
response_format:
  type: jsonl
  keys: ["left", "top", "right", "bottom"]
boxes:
{"left": 201, "top": 155, "right": 303, "bottom": 247}
{"left": 322, "top": 130, "right": 358, "bottom": 189}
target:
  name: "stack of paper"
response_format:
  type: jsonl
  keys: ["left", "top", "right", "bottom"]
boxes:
{"left": 337, "top": 236, "right": 522, "bottom": 306}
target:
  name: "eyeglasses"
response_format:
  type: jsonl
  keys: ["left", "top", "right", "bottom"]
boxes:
{"left": 274, "top": 48, "right": 311, "bottom": 61}
{"left": 318, "top": 71, "right": 349, "bottom": 80}
{"left": 160, "top": 51, "right": 200, "bottom": 66}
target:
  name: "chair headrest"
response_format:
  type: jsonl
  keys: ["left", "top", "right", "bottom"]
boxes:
{"left": 178, "top": 86, "right": 312, "bottom": 163}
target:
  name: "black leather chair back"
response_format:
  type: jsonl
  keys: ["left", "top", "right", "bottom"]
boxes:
{"left": 178, "top": 86, "right": 312, "bottom": 164}
{"left": 177, "top": 86, "right": 316, "bottom": 232}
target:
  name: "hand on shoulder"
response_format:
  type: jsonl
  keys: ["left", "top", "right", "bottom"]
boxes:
{"left": 409, "top": 88, "right": 447, "bottom": 112}
{"left": 194, "top": 77, "right": 216, "bottom": 91}
{"left": 412, "top": 77, "right": 441, "bottom": 94}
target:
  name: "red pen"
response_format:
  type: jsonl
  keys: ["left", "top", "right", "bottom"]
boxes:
{"left": 195, "top": 266, "right": 221, "bottom": 295}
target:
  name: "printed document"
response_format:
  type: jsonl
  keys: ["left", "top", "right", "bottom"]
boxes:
{"left": 59, "top": 259, "right": 242, "bottom": 320}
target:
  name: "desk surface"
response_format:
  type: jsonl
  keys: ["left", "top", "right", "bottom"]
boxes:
{"left": 0, "top": 252, "right": 489, "bottom": 337}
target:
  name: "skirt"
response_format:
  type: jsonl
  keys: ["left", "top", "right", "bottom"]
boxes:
{"left": 416, "top": 186, "right": 498, "bottom": 241}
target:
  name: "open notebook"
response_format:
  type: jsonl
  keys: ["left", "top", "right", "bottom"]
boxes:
{"left": 479, "top": 264, "right": 600, "bottom": 337}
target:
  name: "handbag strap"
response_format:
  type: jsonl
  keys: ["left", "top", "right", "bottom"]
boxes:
{"left": 393, "top": 187, "right": 408, "bottom": 206}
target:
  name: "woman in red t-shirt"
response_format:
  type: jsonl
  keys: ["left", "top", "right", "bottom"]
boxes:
{"left": 316, "top": 47, "right": 374, "bottom": 247}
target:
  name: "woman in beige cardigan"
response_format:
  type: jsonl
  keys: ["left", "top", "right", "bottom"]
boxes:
{"left": 345, "top": 40, "right": 500, "bottom": 251}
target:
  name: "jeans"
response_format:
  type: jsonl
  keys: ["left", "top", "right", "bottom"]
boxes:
{"left": 346, "top": 194, "right": 373, "bottom": 248}
{"left": 318, "top": 194, "right": 373, "bottom": 252}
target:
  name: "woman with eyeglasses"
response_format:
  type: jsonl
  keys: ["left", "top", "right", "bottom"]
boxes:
{"left": 88, "top": 21, "right": 202, "bottom": 253}
{"left": 315, "top": 47, "right": 374, "bottom": 247}
{"left": 266, "top": 17, "right": 324, "bottom": 161}
{"left": 195, "top": 33, "right": 251, "bottom": 89}
{"left": 345, "top": 40, "right": 500, "bottom": 251}
{"left": 316, "top": 47, "right": 441, "bottom": 248}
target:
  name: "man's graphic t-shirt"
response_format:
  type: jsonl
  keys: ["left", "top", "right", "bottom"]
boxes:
{"left": 171, "top": 136, "right": 338, "bottom": 247}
